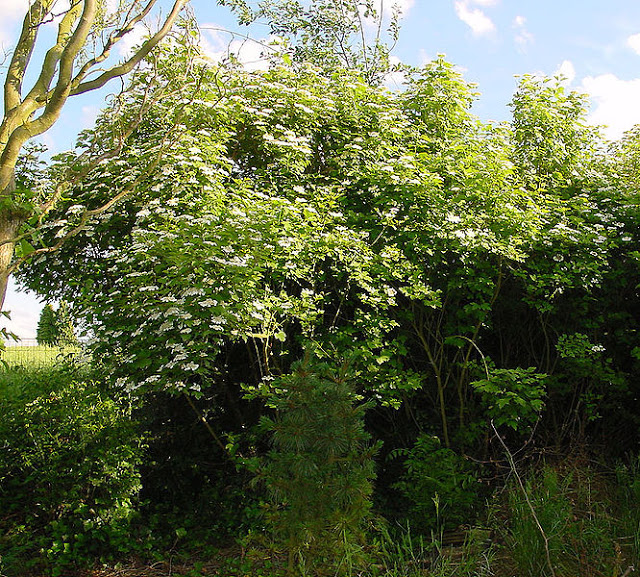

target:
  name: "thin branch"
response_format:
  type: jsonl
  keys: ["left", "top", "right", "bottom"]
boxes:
{"left": 353, "top": 0, "right": 370, "bottom": 78}
{"left": 371, "top": 0, "right": 384, "bottom": 77}
{"left": 66, "top": 0, "right": 157, "bottom": 96}
{"left": 38, "top": 62, "right": 162, "bottom": 220}
{"left": 492, "top": 421, "right": 557, "bottom": 577}
{"left": 71, "top": 0, "right": 188, "bottom": 96}
{"left": 6, "top": 104, "right": 181, "bottom": 269}
{"left": 184, "top": 393, "right": 230, "bottom": 456}
{"left": 0, "top": 0, "right": 189, "bottom": 194}
{"left": 198, "top": 25, "right": 282, "bottom": 57}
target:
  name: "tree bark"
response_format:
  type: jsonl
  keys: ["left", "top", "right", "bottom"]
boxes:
{"left": 0, "top": 203, "right": 26, "bottom": 311}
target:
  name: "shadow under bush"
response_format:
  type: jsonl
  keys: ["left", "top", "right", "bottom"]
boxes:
{"left": 132, "top": 390, "right": 265, "bottom": 552}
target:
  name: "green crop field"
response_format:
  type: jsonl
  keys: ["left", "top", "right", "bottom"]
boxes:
{"left": 1, "top": 345, "right": 81, "bottom": 368}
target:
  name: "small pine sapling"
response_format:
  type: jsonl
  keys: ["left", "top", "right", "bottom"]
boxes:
{"left": 260, "top": 355, "right": 379, "bottom": 575}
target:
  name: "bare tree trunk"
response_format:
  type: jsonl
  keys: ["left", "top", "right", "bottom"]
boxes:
{"left": 0, "top": 190, "right": 27, "bottom": 311}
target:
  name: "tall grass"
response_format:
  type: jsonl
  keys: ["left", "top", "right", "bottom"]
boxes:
{"left": 498, "top": 463, "right": 633, "bottom": 576}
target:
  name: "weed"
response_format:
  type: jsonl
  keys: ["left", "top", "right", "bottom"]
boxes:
{"left": 391, "top": 434, "right": 482, "bottom": 534}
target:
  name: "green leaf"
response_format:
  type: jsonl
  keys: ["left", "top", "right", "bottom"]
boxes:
{"left": 19, "top": 239, "right": 35, "bottom": 257}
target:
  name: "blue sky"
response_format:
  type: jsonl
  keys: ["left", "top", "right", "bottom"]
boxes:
{"left": 3, "top": 0, "right": 640, "bottom": 339}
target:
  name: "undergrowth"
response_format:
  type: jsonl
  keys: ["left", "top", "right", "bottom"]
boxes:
{"left": 0, "top": 363, "right": 144, "bottom": 575}
{"left": 2, "top": 363, "right": 640, "bottom": 576}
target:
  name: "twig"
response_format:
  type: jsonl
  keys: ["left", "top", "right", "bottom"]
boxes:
{"left": 183, "top": 393, "right": 230, "bottom": 457}
{"left": 491, "top": 420, "right": 556, "bottom": 577}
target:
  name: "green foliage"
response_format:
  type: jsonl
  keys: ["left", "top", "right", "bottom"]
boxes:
{"left": 510, "top": 75, "right": 602, "bottom": 192}
{"left": 0, "top": 363, "right": 84, "bottom": 401}
{"left": 260, "top": 356, "right": 378, "bottom": 574}
{"left": 608, "top": 124, "right": 640, "bottom": 196}
{"left": 133, "top": 390, "right": 263, "bottom": 550}
{"left": 36, "top": 301, "right": 78, "bottom": 347}
{"left": 472, "top": 367, "right": 547, "bottom": 432}
{"left": 553, "top": 333, "right": 629, "bottom": 428}
{"left": 556, "top": 332, "right": 605, "bottom": 359}
{"left": 56, "top": 301, "right": 79, "bottom": 347}
{"left": 36, "top": 303, "right": 59, "bottom": 346}
{"left": 12, "top": 142, "right": 48, "bottom": 216}
{"left": 369, "top": 521, "right": 495, "bottom": 577}
{"left": 0, "top": 367, "right": 145, "bottom": 574}
{"left": 391, "top": 434, "right": 481, "bottom": 533}
{"left": 13, "top": 20, "right": 640, "bottom": 573}
{"left": 225, "top": 0, "right": 402, "bottom": 84}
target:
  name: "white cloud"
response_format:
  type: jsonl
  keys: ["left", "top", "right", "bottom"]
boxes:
{"left": 40, "top": 133, "right": 57, "bottom": 153}
{"left": 200, "top": 25, "right": 273, "bottom": 71}
{"left": 0, "top": 0, "right": 29, "bottom": 50}
{"left": 454, "top": 1, "right": 496, "bottom": 37}
{"left": 105, "top": 0, "right": 120, "bottom": 16}
{"left": 384, "top": 55, "right": 407, "bottom": 90}
{"left": 392, "top": 0, "right": 415, "bottom": 17}
{"left": 81, "top": 106, "right": 100, "bottom": 129}
{"left": 1, "top": 0, "right": 74, "bottom": 47}
{"left": 513, "top": 15, "right": 534, "bottom": 52}
{"left": 418, "top": 49, "right": 431, "bottom": 65}
{"left": 358, "top": 0, "right": 414, "bottom": 31}
{"left": 46, "top": 0, "right": 72, "bottom": 28}
{"left": 469, "top": 0, "right": 499, "bottom": 5}
{"left": 555, "top": 59, "right": 576, "bottom": 84}
{"left": 118, "top": 22, "right": 149, "bottom": 57}
{"left": 627, "top": 33, "right": 640, "bottom": 55}
{"left": 3, "top": 0, "right": 29, "bottom": 18}
{"left": 581, "top": 73, "right": 640, "bottom": 140}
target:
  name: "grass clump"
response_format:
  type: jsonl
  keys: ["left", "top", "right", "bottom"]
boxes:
{"left": 496, "top": 460, "right": 634, "bottom": 577}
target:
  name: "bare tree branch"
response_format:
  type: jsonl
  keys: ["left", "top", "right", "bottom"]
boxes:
{"left": 72, "top": 0, "right": 188, "bottom": 95}
{"left": 65, "top": 0, "right": 157, "bottom": 93}
{"left": 0, "top": 0, "right": 191, "bottom": 308}
{"left": 4, "top": 0, "right": 50, "bottom": 115}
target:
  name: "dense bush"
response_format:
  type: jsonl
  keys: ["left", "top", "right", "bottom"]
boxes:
{"left": 7, "top": 15, "right": 640, "bottom": 574}
{"left": 391, "top": 434, "right": 482, "bottom": 533}
{"left": 0, "top": 367, "right": 144, "bottom": 574}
